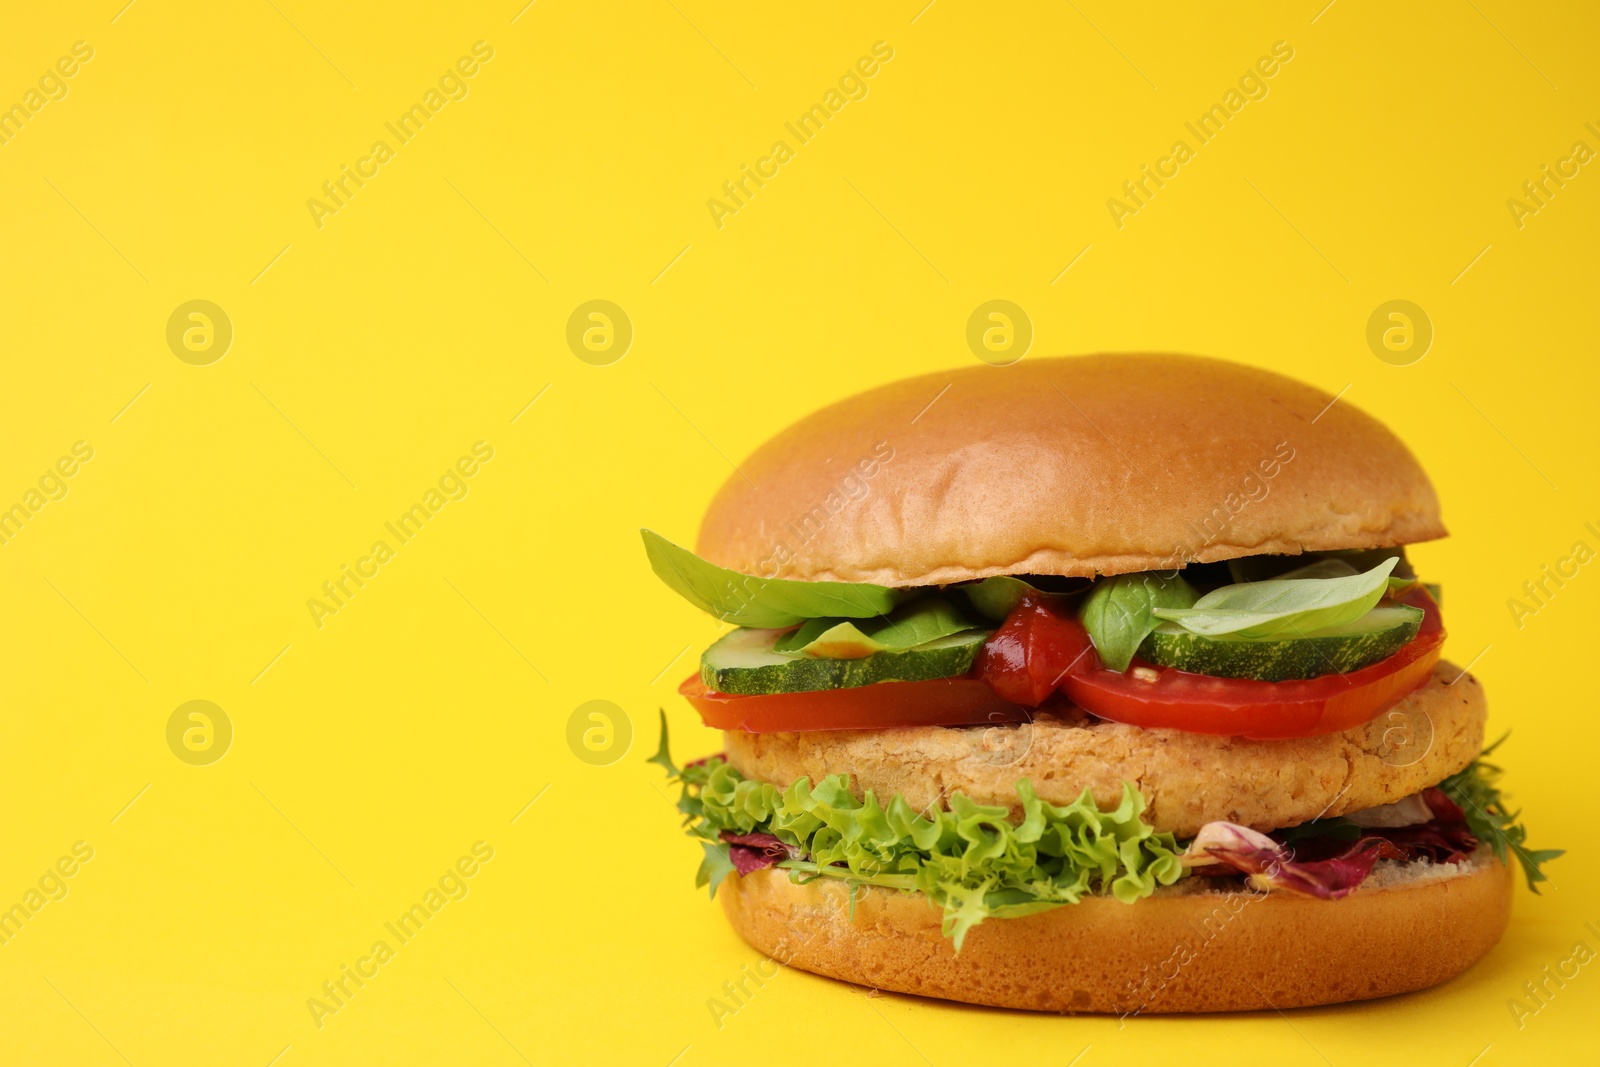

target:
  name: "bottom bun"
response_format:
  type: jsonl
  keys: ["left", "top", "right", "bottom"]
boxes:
{"left": 719, "top": 850, "right": 1512, "bottom": 1013}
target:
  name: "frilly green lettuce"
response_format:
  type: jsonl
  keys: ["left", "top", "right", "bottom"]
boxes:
{"left": 652, "top": 713, "right": 1185, "bottom": 950}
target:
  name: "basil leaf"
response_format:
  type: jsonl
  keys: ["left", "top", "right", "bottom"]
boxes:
{"left": 772, "top": 597, "right": 977, "bottom": 658}
{"left": 641, "top": 529, "right": 902, "bottom": 627}
{"left": 960, "top": 575, "right": 1090, "bottom": 621}
{"left": 963, "top": 576, "right": 1036, "bottom": 621}
{"left": 1153, "top": 556, "right": 1400, "bottom": 638}
{"left": 1274, "top": 558, "right": 1359, "bottom": 581}
{"left": 1332, "top": 547, "right": 1417, "bottom": 580}
{"left": 1227, "top": 547, "right": 1416, "bottom": 584}
{"left": 1080, "top": 573, "right": 1199, "bottom": 672}
{"left": 1273, "top": 556, "right": 1415, "bottom": 595}
{"left": 960, "top": 576, "right": 1046, "bottom": 621}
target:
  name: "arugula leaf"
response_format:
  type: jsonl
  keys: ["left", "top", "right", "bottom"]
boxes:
{"left": 641, "top": 529, "right": 902, "bottom": 627}
{"left": 646, "top": 709, "right": 679, "bottom": 777}
{"left": 695, "top": 841, "right": 736, "bottom": 898}
{"left": 771, "top": 598, "right": 978, "bottom": 658}
{"left": 1440, "top": 734, "right": 1564, "bottom": 892}
{"left": 1153, "top": 556, "right": 1400, "bottom": 638}
{"left": 655, "top": 721, "right": 1184, "bottom": 951}
{"left": 1080, "top": 573, "right": 1199, "bottom": 672}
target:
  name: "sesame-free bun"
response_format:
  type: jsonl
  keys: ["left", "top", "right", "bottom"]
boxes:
{"left": 720, "top": 849, "right": 1511, "bottom": 1013}
{"left": 725, "top": 661, "right": 1485, "bottom": 838}
{"left": 695, "top": 355, "right": 1444, "bottom": 587}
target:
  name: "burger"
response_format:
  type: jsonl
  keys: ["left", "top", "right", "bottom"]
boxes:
{"left": 644, "top": 354, "right": 1558, "bottom": 1013}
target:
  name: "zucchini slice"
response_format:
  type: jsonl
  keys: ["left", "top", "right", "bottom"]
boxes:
{"left": 701, "top": 627, "right": 990, "bottom": 696}
{"left": 1138, "top": 604, "right": 1423, "bottom": 682}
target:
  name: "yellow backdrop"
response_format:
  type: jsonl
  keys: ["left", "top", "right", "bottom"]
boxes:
{"left": 2, "top": 1, "right": 1595, "bottom": 1063}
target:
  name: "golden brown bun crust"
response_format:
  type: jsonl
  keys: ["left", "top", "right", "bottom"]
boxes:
{"left": 720, "top": 850, "right": 1512, "bottom": 1013}
{"left": 726, "top": 662, "right": 1484, "bottom": 837}
{"left": 696, "top": 354, "right": 1444, "bottom": 586}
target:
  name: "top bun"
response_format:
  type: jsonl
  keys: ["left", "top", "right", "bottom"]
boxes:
{"left": 696, "top": 355, "right": 1444, "bottom": 587}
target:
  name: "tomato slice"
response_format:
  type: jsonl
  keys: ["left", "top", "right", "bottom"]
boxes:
{"left": 1055, "top": 585, "right": 1446, "bottom": 740}
{"left": 679, "top": 673, "right": 1030, "bottom": 733}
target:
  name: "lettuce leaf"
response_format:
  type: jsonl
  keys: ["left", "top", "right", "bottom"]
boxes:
{"left": 653, "top": 712, "right": 1185, "bottom": 949}
{"left": 652, "top": 718, "right": 1558, "bottom": 943}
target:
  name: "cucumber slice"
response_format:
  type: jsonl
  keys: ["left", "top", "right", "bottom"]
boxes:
{"left": 1138, "top": 604, "right": 1423, "bottom": 682}
{"left": 701, "top": 627, "right": 990, "bottom": 696}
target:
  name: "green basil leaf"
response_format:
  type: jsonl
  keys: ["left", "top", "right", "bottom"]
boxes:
{"left": 960, "top": 576, "right": 1047, "bottom": 621}
{"left": 1080, "top": 573, "right": 1199, "bottom": 672}
{"left": 1228, "top": 547, "right": 1416, "bottom": 584}
{"left": 1268, "top": 557, "right": 1416, "bottom": 596}
{"left": 960, "top": 575, "right": 1089, "bottom": 621}
{"left": 772, "top": 597, "right": 977, "bottom": 658}
{"left": 1274, "top": 558, "right": 1359, "bottom": 581}
{"left": 1153, "top": 556, "right": 1400, "bottom": 638}
{"left": 1331, "top": 546, "right": 1417, "bottom": 580}
{"left": 641, "top": 529, "right": 902, "bottom": 627}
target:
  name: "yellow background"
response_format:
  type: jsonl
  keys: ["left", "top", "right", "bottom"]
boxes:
{"left": 2, "top": 1, "right": 1596, "bottom": 1063}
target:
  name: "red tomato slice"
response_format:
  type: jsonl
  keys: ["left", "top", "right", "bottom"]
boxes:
{"left": 679, "top": 673, "right": 1030, "bottom": 733}
{"left": 1056, "top": 585, "right": 1446, "bottom": 740}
